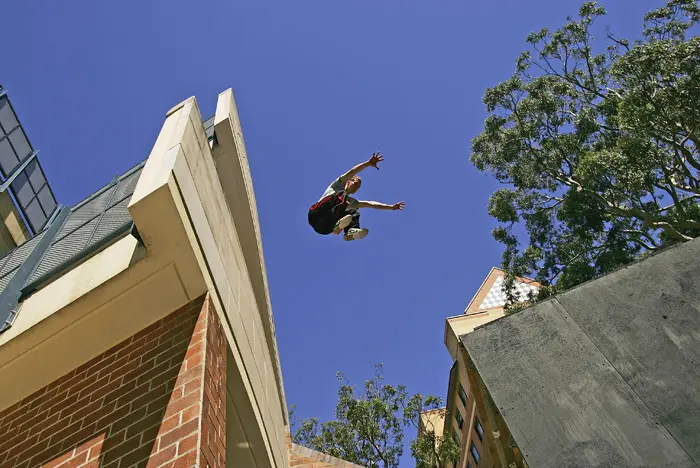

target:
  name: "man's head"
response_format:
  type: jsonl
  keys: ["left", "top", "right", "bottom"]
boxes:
{"left": 345, "top": 176, "right": 362, "bottom": 194}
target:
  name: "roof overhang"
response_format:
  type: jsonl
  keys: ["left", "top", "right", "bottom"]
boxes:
{"left": 0, "top": 89, "right": 289, "bottom": 468}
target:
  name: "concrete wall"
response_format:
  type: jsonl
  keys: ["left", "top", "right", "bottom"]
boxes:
{"left": 464, "top": 238, "right": 700, "bottom": 468}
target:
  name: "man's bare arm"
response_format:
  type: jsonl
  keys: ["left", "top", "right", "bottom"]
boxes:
{"left": 358, "top": 201, "right": 405, "bottom": 211}
{"left": 339, "top": 152, "right": 384, "bottom": 182}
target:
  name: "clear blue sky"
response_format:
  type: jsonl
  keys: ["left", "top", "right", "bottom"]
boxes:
{"left": 1, "top": 0, "right": 662, "bottom": 465}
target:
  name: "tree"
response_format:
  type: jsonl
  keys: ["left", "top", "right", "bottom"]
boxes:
{"left": 290, "top": 364, "right": 460, "bottom": 468}
{"left": 410, "top": 408, "right": 460, "bottom": 468}
{"left": 471, "top": 0, "right": 700, "bottom": 306}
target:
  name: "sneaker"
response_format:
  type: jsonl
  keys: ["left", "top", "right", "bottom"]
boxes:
{"left": 333, "top": 215, "right": 353, "bottom": 235}
{"left": 344, "top": 228, "right": 369, "bottom": 241}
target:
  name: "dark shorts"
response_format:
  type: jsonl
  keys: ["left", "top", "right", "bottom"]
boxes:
{"left": 308, "top": 192, "right": 360, "bottom": 235}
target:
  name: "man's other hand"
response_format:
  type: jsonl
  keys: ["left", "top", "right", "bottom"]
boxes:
{"left": 368, "top": 152, "right": 384, "bottom": 169}
{"left": 392, "top": 201, "right": 405, "bottom": 211}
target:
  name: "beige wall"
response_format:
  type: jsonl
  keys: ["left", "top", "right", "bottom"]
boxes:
{"left": 0, "top": 190, "right": 30, "bottom": 256}
{"left": 0, "top": 89, "right": 289, "bottom": 468}
{"left": 445, "top": 311, "right": 505, "bottom": 361}
{"left": 419, "top": 408, "right": 447, "bottom": 438}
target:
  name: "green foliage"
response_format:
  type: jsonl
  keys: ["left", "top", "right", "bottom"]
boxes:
{"left": 410, "top": 407, "right": 460, "bottom": 468}
{"left": 290, "top": 364, "right": 459, "bottom": 468}
{"left": 472, "top": 0, "right": 700, "bottom": 307}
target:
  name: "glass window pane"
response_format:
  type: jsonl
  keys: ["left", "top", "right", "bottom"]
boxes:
{"left": 8, "top": 127, "right": 32, "bottom": 161}
{"left": 475, "top": 418, "right": 484, "bottom": 441}
{"left": 0, "top": 98, "right": 18, "bottom": 134}
{"left": 24, "top": 198, "right": 46, "bottom": 233}
{"left": 11, "top": 171, "right": 34, "bottom": 206}
{"left": 37, "top": 185, "right": 57, "bottom": 219}
{"left": 26, "top": 159, "right": 46, "bottom": 192}
{"left": 455, "top": 409, "right": 464, "bottom": 429}
{"left": 0, "top": 138, "right": 19, "bottom": 176}
{"left": 470, "top": 443, "right": 480, "bottom": 464}
{"left": 459, "top": 384, "right": 468, "bottom": 406}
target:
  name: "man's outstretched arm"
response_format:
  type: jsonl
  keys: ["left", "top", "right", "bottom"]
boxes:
{"left": 357, "top": 201, "right": 405, "bottom": 211}
{"left": 339, "top": 152, "right": 384, "bottom": 182}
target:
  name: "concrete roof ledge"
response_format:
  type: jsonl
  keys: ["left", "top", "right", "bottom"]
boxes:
{"left": 130, "top": 92, "right": 289, "bottom": 467}
{"left": 290, "top": 443, "right": 367, "bottom": 468}
{"left": 463, "top": 237, "right": 700, "bottom": 467}
{"left": 212, "top": 88, "right": 287, "bottom": 420}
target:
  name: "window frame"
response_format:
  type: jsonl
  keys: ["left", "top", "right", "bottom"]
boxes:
{"left": 455, "top": 408, "right": 464, "bottom": 430}
{"left": 458, "top": 383, "right": 468, "bottom": 407}
{"left": 470, "top": 442, "right": 480, "bottom": 465}
{"left": 474, "top": 417, "right": 484, "bottom": 441}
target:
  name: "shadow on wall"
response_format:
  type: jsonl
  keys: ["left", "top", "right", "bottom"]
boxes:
{"left": 0, "top": 296, "right": 209, "bottom": 468}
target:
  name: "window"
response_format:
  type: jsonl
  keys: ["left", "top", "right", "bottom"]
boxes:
{"left": 470, "top": 443, "right": 480, "bottom": 465}
{"left": 474, "top": 417, "right": 484, "bottom": 441}
{"left": 467, "top": 464, "right": 472, "bottom": 468}
{"left": 452, "top": 428, "right": 460, "bottom": 443}
{"left": 452, "top": 461, "right": 457, "bottom": 468}
{"left": 455, "top": 408, "right": 464, "bottom": 430}
{"left": 458, "top": 383, "right": 468, "bottom": 406}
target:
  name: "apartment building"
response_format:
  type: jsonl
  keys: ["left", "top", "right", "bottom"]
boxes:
{"left": 427, "top": 268, "right": 539, "bottom": 468}
{"left": 0, "top": 87, "right": 360, "bottom": 468}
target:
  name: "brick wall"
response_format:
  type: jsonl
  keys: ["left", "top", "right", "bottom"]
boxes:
{"left": 287, "top": 433, "right": 366, "bottom": 468}
{"left": 200, "top": 295, "right": 226, "bottom": 468}
{"left": 0, "top": 293, "right": 226, "bottom": 468}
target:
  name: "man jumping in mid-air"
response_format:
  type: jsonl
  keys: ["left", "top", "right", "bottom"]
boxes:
{"left": 308, "top": 152, "right": 405, "bottom": 241}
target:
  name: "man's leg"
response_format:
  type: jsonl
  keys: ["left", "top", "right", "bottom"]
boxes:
{"left": 332, "top": 201, "right": 354, "bottom": 235}
{"left": 343, "top": 208, "right": 368, "bottom": 241}
{"left": 343, "top": 209, "right": 361, "bottom": 233}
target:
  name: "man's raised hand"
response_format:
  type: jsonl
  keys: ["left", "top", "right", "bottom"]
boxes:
{"left": 392, "top": 201, "right": 405, "bottom": 211}
{"left": 368, "top": 152, "right": 384, "bottom": 169}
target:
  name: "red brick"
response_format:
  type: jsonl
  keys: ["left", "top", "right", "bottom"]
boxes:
{"left": 41, "top": 447, "right": 75, "bottom": 468}
{"left": 6, "top": 405, "right": 39, "bottom": 431}
{"left": 146, "top": 444, "right": 177, "bottom": 468}
{"left": 28, "top": 387, "right": 60, "bottom": 411}
{"left": 84, "top": 400, "right": 118, "bottom": 430}
{"left": 164, "top": 391, "right": 200, "bottom": 419}
{"left": 114, "top": 336, "right": 148, "bottom": 361}
{"left": 10, "top": 434, "right": 40, "bottom": 460}
{"left": 184, "top": 352, "right": 204, "bottom": 372}
{"left": 181, "top": 403, "right": 200, "bottom": 424}
{"left": 29, "top": 441, "right": 65, "bottom": 467}
{"left": 3, "top": 295, "right": 222, "bottom": 468}
{"left": 0, "top": 455, "right": 18, "bottom": 468}
{"left": 20, "top": 387, "right": 47, "bottom": 408}
{"left": 56, "top": 370, "right": 88, "bottom": 394}
{"left": 116, "top": 381, "right": 150, "bottom": 409}
{"left": 47, "top": 393, "right": 80, "bottom": 418}
{"left": 119, "top": 444, "right": 154, "bottom": 468}
{"left": 156, "top": 413, "right": 180, "bottom": 437}
{"left": 82, "top": 375, "right": 123, "bottom": 402}
{"left": 66, "top": 398, "right": 102, "bottom": 425}
{"left": 86, "top": 438, "right": 105, "bottom": 461}
{"left": 48, "top": 419, "right": 83, "bottom": 447}
{"left": 178, "top": 433, "right": 199, "bottom": 456}
{"left": 101, "top": 433, "right": 141, "bottom": 461}
{"left": 169, "top": 450, "right": 197, "bottom": 468}
{"left": 158, "top": 419, "right": 199, "bottom": 449}
{"left": 59, "top": 422, "right": 98, "bottom": 452}
{"left": 102, "top": 378, "right": 137, "bottom": 406}
{"left": 109, "top": 406, "right": 147, "bottom": 434}
{"left": 0, "top": 425, "right": 19, "bottom": 449}
{"left": 76, "top": 352, "right": 109, "bottom": 375}
{"left": 0, "top": 400, "right": 24, "bottom": 424}
{"left": 131, "top": 382, "right": 171, "bottom": 412}
{"left": 66, "top": 373, "right": 99, "bottom": 398}
{"left": 125, "top": 409, "right": 166, "bottom": 440}
{"left": 182, "top": 376, "right": 203, "bottom": 398}
{"left": 26, "top": 411, "right": 62, "bottom": 439}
